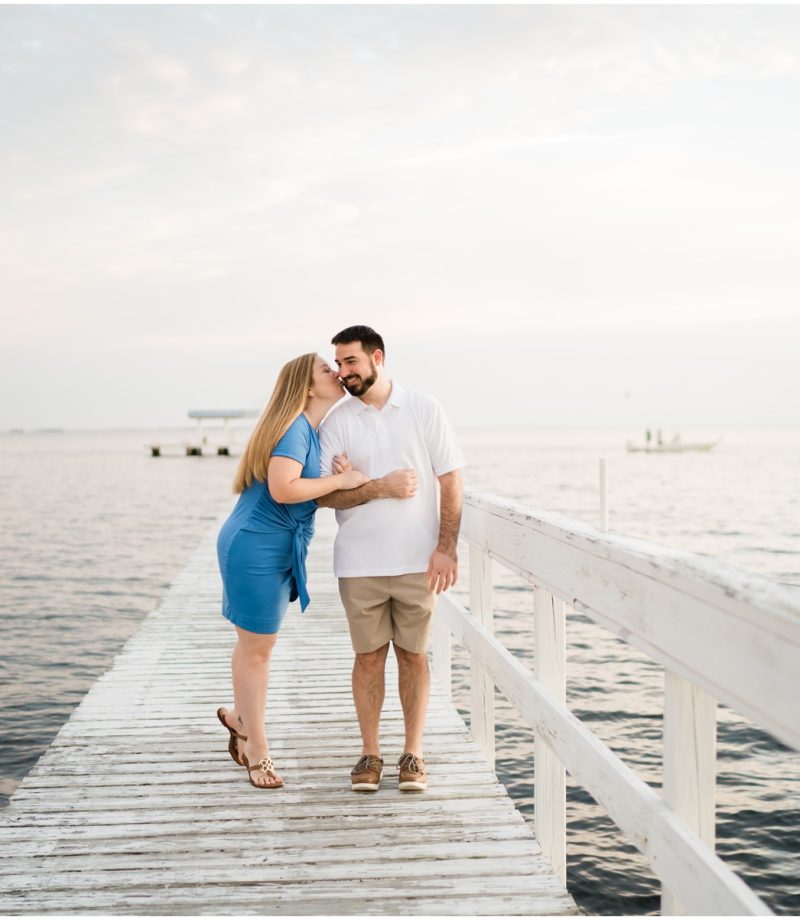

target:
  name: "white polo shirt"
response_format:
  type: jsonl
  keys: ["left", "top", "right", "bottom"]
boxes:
{"left": 319, "top": 383, "right": 465, "bottom": 578}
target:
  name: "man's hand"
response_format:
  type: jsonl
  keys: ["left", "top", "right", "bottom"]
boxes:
{"left": 381, "top": 468, "right": 417, "bottom": 499}
{"left": 427, "top": 548, "right": 457, "bottom": 594}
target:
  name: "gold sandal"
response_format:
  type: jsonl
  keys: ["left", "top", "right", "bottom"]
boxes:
{"left": 216, "top": 707, "right": 248, "bottom": 766}
{"left": 241, "top": 753, "right": 284, "bottom": 789}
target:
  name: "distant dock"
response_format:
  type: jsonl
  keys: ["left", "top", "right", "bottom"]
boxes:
{"left": 148, "top": 408, "right": 257, "bottom": 457}
{"left": 1, "top": 494, "right": 796, "bottom": 914}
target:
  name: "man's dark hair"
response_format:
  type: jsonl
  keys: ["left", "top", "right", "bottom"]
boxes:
{"left": 331, "top": 325, "right": 386, "bottom": 359}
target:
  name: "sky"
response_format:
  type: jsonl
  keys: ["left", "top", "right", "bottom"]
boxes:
{"left": 1, "top": 4, "right": 799, "bottom": 430}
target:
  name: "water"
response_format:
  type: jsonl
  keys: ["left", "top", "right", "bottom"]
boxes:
{"left": 1, "top": 426, "right": 798, "bottom": 914}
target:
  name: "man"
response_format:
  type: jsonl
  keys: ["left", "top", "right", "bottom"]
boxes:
{"left": 317, "top": 325, "right": 464, "bottom": 793}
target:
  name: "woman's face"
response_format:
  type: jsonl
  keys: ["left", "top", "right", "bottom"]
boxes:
{"left": 311, "top": 355, "right": 345, "bottom": 400}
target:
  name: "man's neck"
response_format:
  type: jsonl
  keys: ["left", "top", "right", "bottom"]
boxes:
{"left": 359, "top": 374, "right": 393, "bottom": 410}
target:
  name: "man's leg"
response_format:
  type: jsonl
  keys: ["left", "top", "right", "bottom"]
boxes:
{"left": 394, "top": 644, "right": 430, "bottom": 757}
{"left": 389, "top": 572, "right": 436, "bottom": 791}
{"left": 339, "top": 576, "right": 394, "bottom": 790}
{"left": 352, "top": 642, "right": 390, "bottom": 755}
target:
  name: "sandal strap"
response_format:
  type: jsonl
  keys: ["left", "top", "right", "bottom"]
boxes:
{"left": 248, "top": 757, "right": 276, "bottom": 775}
{"left": 217, "top": 708, "right": 248, "bottom": 741}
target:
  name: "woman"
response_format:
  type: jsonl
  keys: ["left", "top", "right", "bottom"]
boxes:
{"left": 215, "top": 353, "right": 366, "bottom": 788}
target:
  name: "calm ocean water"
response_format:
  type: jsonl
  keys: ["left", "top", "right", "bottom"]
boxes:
{"left": 1, "top": 426, "right": 798, "bottom": 914}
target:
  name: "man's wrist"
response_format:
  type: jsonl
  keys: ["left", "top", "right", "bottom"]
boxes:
{"left": 436, "top": 542, "right": 457, "bottom": 557}
{"left": 372, "top": 477, "right": 390, "bottom": 499}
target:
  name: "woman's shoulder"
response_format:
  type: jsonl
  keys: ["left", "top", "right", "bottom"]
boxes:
{"left": 285, "top": 413, "right": 312, "bottom": 435}
{"left": 272, "top": 413, "right": 314, "bottom": 460}
{"left": 280, "top": 413, "right": 314, "bottom": 438}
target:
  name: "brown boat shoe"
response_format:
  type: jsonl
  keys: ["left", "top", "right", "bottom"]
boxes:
{"left": 350, "top": 754, "right": 383, "bottom": 792}
{"left": 397, "top": 752, "right": 427, "bottom": 792}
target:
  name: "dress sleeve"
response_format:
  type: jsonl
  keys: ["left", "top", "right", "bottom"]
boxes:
{"left": 271, "top": 417, "right": 312, "bottom": 465}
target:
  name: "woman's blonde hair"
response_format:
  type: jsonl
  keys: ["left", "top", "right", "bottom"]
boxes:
{"left": 232, "top": 352, "right": 317, "bottom": 494}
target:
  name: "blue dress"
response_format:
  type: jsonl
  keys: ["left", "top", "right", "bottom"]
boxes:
{"left": 216, "top": 414, "right": 319, "bottom": 634}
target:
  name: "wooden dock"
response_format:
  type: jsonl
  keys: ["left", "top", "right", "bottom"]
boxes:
{"left": 0, "top": 510, "right": 578, "bottom": 915}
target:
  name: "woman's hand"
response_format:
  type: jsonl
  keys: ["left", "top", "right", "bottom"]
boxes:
{"left": 337, "top": 470, "right": 369, "bottom": 490}
{"left": 332, "top": 453, "right": 353, "bottom": 474}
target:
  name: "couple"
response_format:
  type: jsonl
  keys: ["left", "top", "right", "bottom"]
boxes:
{"left": 215, "top": 325, "right": 464, "bottom": 792}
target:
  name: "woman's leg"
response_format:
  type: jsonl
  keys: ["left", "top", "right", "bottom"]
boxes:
{"left": 231, "top": 625, "right": 282, "bottom": 786}
{"left": 219, "top": 639, "right": 246, "bottom": 738}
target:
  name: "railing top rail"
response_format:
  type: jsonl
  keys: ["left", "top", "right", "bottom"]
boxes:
{"left": 465, "top": 491, "right": 800, "bottom": 621}
{"left": 462, "top": 490, "right": 800, "bottom": 750}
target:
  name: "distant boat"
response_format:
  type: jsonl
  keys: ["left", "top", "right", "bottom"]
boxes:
{"left": 626, "top": 437, "right": 718, "bottom": 453}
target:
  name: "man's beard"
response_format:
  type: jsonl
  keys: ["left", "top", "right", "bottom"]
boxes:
{"left": 342, "top": 360, "right": 378, "bottom": 397}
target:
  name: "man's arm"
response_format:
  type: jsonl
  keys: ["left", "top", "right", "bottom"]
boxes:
{"left": 316, "top": 468, "right": 418, "bottom": 510}
{"left": 426, "top": 470, "right": 463, "bottom": 594}
{"left": 316, "top": 478, "right": 389, "bottom": 510}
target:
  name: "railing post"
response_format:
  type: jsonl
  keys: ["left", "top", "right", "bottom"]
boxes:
{"left": 431, "top": 612, "right": 452, "bottom": 702}
{"left": 469, "top": 543, "right": 495, "bottom": 768}
{"left": 599, "top": 457, "right": 609, "bottom": 532}
{"left": 533, "top": 586, "right": 567, "bottom": 885}
{"left": 661, "top": 670, "right": 717, "bottom": 915}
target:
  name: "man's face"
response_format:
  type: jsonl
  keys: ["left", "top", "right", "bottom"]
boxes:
{"left": 335, "top": 342, "right": 380, "bottom": 397}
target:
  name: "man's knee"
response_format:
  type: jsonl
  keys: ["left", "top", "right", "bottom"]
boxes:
{"left": 393, "top": 644, "right": 428, "bottom": 668}
{"left": 355, "top": 643, "right": 390, "bottom": 671}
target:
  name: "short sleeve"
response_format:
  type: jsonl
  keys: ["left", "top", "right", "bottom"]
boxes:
{"left": 318, "top": 413, "right": 345, "bottom": 477}
{"left": 422, "top": 396, "right": 466, "bottom": 476}
{"left": 271, "top": 416, "right": 311, "bottom": 466}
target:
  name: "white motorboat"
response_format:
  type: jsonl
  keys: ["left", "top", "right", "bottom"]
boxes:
{"left": 626, "top": 437, "right": 718, "bottom": 453}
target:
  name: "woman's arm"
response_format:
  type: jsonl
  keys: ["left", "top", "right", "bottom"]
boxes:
{"left": 268, "top": 456, "right": 367, "bottom": 505}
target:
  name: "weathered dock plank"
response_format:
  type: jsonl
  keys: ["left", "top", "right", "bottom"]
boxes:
{"left": 0, "top": 511, "right": 577, "bottom": 915}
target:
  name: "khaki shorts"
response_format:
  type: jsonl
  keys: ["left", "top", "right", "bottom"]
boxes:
{"left": 338, "top": 572, "right": 436, "bottom": 654}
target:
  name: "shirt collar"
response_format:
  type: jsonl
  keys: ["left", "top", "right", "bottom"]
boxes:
{"left": 352, "top": 380, "right": 405, "bottom": 413}
{"left": 387, "top": 382, "right": 406, "bottom": 407}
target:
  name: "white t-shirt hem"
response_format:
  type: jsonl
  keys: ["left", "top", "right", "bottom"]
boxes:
{"left": 433, "top": 462, "right": 465, "bottom": 477}
{"left": 336, "top": 563, "right": 430, "bottom": 579}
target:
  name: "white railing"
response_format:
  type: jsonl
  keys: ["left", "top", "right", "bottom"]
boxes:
{"left": 432, "top": 491, "right": 800, "bottom": 916}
